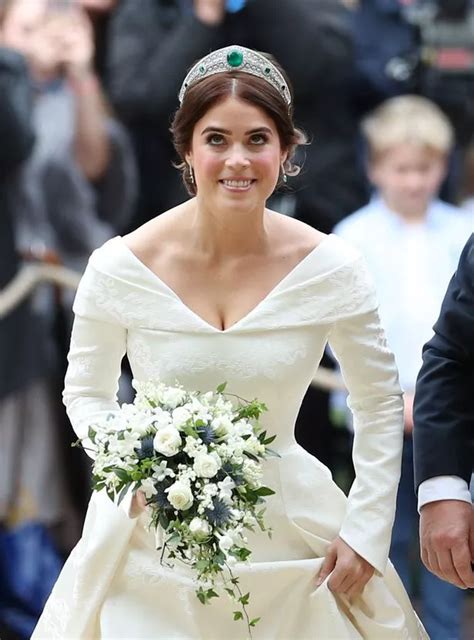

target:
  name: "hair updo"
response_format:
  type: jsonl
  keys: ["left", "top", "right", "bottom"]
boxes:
{"left": 171, "top": 54, "right": 307, "bottom": 196}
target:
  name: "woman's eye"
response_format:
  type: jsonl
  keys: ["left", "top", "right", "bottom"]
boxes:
{"left": 206, "top": 134, "right": 225, "bottom": 145}
{"left": 249, "top": 133, "right": 267, "bottom": 145}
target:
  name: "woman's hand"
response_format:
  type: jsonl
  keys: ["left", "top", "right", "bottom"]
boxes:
{"left": 316, "top": 537, "right": 375, "bottom": 598}
{"left": 129, "top": 490, "right": 148, "bottom": 518}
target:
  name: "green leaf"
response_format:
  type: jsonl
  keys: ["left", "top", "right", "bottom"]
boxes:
{"left": 196, "top": 588, "right": 206, "bottom": 605}
{"left": 216, "top": 382, "right": 227, "bottom": 394}
{"left": 87, "top": 426, "right": 97, "bottom": 441}
{"left": 117, "top": 483, "right": 131, "bottom": 504}
{"left": 255, "top": 486, "right": 275, "bottom": 497}
{"left": 263, "top": 434, "right": 277, "bottom": 445}
{"left": 233, "top": 611, "right": 243, "bottom": 621}
{"left": 224, "top": 587, "right": 235, "bottom": 597}
{"left": 250, "top": 617, "right": 261, "bottom": 627}
{"left": 239, "top": 592, "right": 250, "bottom": 606}
{"left": 205, "top": 589, "right": 219, "bottom": 600}
{"left": 113, "top": 468, "right": 130, "bottom": 483}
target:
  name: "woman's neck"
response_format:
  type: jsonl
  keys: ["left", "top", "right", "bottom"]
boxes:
{"left": 183, "top": 198, "right": 271, "bottom": 260}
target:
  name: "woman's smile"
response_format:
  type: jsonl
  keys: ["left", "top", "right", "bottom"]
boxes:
{"left": 219, "top": 177, "right": 257, "bottom": 192}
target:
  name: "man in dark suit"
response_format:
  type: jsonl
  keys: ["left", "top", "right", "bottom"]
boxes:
{"left": 413, "top": 235, "right": 474, "bottom": 590}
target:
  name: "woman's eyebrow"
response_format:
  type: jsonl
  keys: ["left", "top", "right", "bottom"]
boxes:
{"left": 200, "top": 126, "right": 273, "bottom": 136}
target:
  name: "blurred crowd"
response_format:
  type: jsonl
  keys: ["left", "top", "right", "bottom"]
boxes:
{"left": 1, "top": 0, "right": 474, "bottom": 638}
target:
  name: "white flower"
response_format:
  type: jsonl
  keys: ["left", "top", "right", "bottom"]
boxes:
{"left": 153, "top": 411, "right": 173, "bottom": 429}
{"left": 244, "top": 437, "right": 265, "bottom": 456}
{"left": 193, "top": 453, "right": 221, "bottom": 478}
{"left": 242, "top": 459, "right": 262, "bottom": 486}
{"left": 172, "top": 406, "right": 192, "bottom": 429}
{"left": 108, "top": 431, "right": 141, "bottom": 457}
{"left": 218, "top": 476, "right": 235, "bottom": 502}
{"left": 217, "top": 534, "right": 234, "bottom": 554}
{"left": 140, "top": 477, "right": 157, "bottom": 499}
{"left": 189, "top": 517, "right": 211, "bottom": 540}
{"left": 211, "top": 415, "right": 234, "bottom": 437}
{"left": 152, "top": 460, "right": 175, "bottom": 482}
{"left": 153, "top": 426, "right": 182, "bottom": 457}
{"left": 160, "top": 387, "right": 187, "bottom": 409}
{"left": 166, "top": 481, "right": 194, "bottom": 510}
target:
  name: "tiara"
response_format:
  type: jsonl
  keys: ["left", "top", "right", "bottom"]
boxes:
{"left": 178, "top": 45, "right": 291, "bottom": 106}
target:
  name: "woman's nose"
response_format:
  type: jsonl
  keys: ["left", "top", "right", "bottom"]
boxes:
{"left": 225, "top": 144, "right": 250, "bottom": 168}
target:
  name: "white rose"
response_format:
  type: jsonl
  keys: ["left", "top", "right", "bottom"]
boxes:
{"left": 153, "top": 426, "right": 182, "bottom": 456}
{"left": 172, "top": 407, "right": 192, "bottom": 429}
{"left": 166, "top": 481, "right": 194, "bottom": 510}
{"left": 217, "top": 534, "right": 234, "bottom": 554}
{"left": 193, "top": 453, "right": 220, "bottom": 478}
{"left": 189, "top": 517, "right": 211, "bottom": 539}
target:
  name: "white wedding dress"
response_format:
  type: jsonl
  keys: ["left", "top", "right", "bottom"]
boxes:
{"left": 33, "top": 234, "right": 427, "bottom": 639}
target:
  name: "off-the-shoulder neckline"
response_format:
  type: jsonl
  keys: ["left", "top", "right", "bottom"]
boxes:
{"left": 113, "top": 233, "right": 337, "bottom": 334}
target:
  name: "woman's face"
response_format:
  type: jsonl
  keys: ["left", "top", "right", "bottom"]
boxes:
{"left": 186, "top": 96, "right": 287, "bottom": 213}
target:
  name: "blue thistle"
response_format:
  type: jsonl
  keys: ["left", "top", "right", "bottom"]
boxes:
{"left": 196, "top": 424, "right": 216, "bottom": 445}
{"left": 205, "top": 498, "right": 232, "bottom": 526}
{"left": 136, "top": 435, "right": 155, "bottom": 460}
{"left": 153, "top": 483, "right": 171, "bottom": 509}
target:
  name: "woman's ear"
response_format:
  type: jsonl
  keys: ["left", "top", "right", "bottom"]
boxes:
{"left": 281, "top": 150, "right": 289, "bottom": 165}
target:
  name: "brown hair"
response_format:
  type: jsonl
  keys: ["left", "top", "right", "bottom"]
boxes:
{"left": 171, "top": 57, "right": 306, "bottom": 196}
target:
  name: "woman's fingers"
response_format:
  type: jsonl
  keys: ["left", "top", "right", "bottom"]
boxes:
{"left": 319, "top": 537, "right": 375, "bottom": 596}
{"left": 316, "top": 545, "right": 337, "bottom": 586}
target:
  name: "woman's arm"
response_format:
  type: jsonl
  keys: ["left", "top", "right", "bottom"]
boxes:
{"left": 63, "top": 257, "right": 141, "bottom": 517}
{"left": 327, "top": 297, "right": 404, "bottom": 576}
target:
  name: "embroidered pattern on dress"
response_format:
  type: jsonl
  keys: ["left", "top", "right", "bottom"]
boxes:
{"left": 127, "top": 332, "right": 309, "bottom": 380}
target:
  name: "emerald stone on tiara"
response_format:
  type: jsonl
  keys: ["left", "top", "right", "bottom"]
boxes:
{"left": 178, "top": 46, "right": 291, "bottom": 107}
{"left": 227, "top": 50, "right": 243, "bottom": 68}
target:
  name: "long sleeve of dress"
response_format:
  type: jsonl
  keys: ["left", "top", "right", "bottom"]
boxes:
{"left": 63, "top": 257, "right": 135, "bottom": 515}
{"left": 328, "top": 265, "right": 404, "bottom": 576}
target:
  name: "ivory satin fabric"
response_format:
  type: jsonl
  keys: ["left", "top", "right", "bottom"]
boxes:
{"left": 33, "top": 234, "right": 427, "bottom": 639}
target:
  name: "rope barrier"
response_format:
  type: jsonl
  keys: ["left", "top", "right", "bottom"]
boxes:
{"left": 0, "top": 263, "right": 81, "bottom": 318}
{"left": 0, "top": 263, "right": 345, "bottom": 391}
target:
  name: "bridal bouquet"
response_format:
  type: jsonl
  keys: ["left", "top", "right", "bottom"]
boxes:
{"left": 78, "top": 380, "right": 277, "bottom": 634}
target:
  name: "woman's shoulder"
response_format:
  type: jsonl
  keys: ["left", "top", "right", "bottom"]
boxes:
{"left": 122, "top": 207, "right": 183, "bottom": 263}
{"left": 268, "top": 211, "right": 361, "bottom": 266}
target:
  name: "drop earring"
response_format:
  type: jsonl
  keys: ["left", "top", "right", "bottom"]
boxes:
{"left": 188, "top": 163, "right": 195, "bottom": 185}
{"left": 281, "top": 163, "right": 287, "bottom": 184}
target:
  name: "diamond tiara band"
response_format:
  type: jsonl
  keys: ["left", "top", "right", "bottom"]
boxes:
{"left": 178, "top": 46, "right": 292, "bottom": 106}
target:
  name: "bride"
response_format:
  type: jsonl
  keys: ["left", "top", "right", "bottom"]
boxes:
{"left": 33, "top": 46, "right": 427, "bottom": 638}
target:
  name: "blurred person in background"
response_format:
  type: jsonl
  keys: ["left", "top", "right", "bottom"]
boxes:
{"left": 106, "top": 0, "right": 367, "bottom": 471}
{"left": 78, "top": 0, "right": 117, "bottom": 81}
{"left": 0, "top": 45, "right": 67, "bottom": 640}
{"left": 334, "top": 95, "right": 471, "bottom": 639}
{"left": 351, "top": 0, "right": 474, "bottom": 202}
{"left": 0, "top": 0, "right": 137, "bottom": 279}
